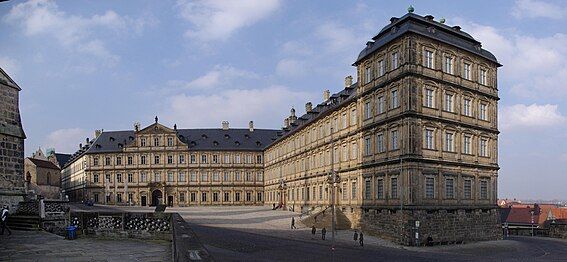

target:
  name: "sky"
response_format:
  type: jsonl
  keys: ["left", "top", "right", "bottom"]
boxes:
{"left": 0, "top": 0, "right": 566, "bottom": 200}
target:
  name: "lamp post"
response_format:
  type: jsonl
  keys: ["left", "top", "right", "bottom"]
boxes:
{"left": 530, "top": 210, "right": 535, "bottom": 237}
{"left": 327, "top": 127, "right": 340, "bottom": 261}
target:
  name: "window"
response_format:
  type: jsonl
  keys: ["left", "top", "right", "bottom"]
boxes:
{"left": 201, "top": 172, "right": 208, "bottom": 182}
{"left": 391, "top": 52, "right": 399, "bottom": 69}
{"left": 235, "top": 171, "right": 241, "bottom": 181}
{"left": 464, "top": 179, "right": 472, "bottom": 199}
{"left": 376, "top": 134, "right": 385, "bottom": 153}
{"left": 391, "top": 90, "right": 399, "bottom": 108}
{"left": 479, "top": 69, "right": 487, "bottom": 85}
{"left": 117, "top": 193, "right": 122, "bottom": 203}
{"left": 425, "top": 177, "right": 435, "bottom": 199}
{"left": 94, "top": 193, "right": 99, "bottom": 203}
{"left": 364, "top": 137, "right": 372, "bottom": 156}
{"left": 463, "top": 98, "right": 471, "bottom": 116}
{"left": 463, "top": 135, "right": 472, "bottom": 154}
{"left": 190, "top": 154, "right": 196, "bottom": 163}
{"left": 342, "top": 113, "right": 347, "bottom": 129}
{"left": 479, "top": 103, "right": 487, "bottom": 120}
{"left": 480, "top": 180, "right": 488, "bottom": 199}
{"left": 376, "top": 178, "right": 384, "bottom": 199}
{"left": 127, "top": 156, "right": 133, "bottom": 165}
{"left": 201, "top": 192, "right": 207, "bottom": 202}
{"left": 154, "top": 172, "right": 161, "bottom": 182}
{"left": 213, "top": 154, "right": 219, "bottom": 164}
{"left": 154, "top": 137, "right": 159, "bottom": 147}
{"left": 179, "top": 154, "right": 185, "bottom": 164}
{"left": 167, "top": 172, "right": 174, "bottom": 182}
{"left": 105, "top": 157, "right": 111, "bottom": 166}
{"left": 480, "top": 138, "right": 488, "bottom": 157}
{"left": 445, "top": 93, "right": 454, "bottom": 112}
{"left": 246, "top": 192, "right": 252, "bottom": 202}
{"left": 256, "top": 155, "right": 263, "bottom": 164}
{"left": 378, "top": 60, "right": 385, "bottom": 76}
{"left": 425, "top": 129, "right": 435, "bottom": 149}
{"left": 93, "top": 173, "right": 99, "bottom": 183}
{"left": 140, "top": 172, "right": 147, "bottom": 182}
{"left": 128, "top": 193, "right": 133, "bottom": 203}
{"left": 364, "top": 101, "right": 372, "bottom": 119}
{"left": 364, "top": 179, "right": 371, "bottom": 199}
{"left": 235, "top": 192, "right": 241, "bottom": 202}
{"left": 127, "top": 173, "right": 133, "bottom": 183}
{"left": 116, "top": 156, "right": 122, "bottom": 165}
{"left": 224, "top": 192, "right": 230, "bottom": 202}
{"left": 167, "top": 137, "right": 173, "bottom": 147}
{"left": 190, "top": 172, "right": 197, "bottom": 182}
{"left": 224, "top": 154, "right": 231, "bottom": 163}
{"left": 342, "top": 183, "right": 347, "bottom": 200}
{"left": 256, "top": 172, "right": 263, "bottom": 182}
{"left": 424, "top": 88, "right": 434, "bottom": 108}
{"left": 445, "top": 178, "right": 454, "bottom": 199}
{"left": 154, "top": 155, "right": 160, "bottom": 164}
{"left": 213, "top": 172, "right": 220, "bottom": 181}
{"left": 179, "top": 192, "right": 186, "bottom": 202}
{"left": 190, "top": 192, "right": 196, "bottom": 202}
{"left": 213, "top": 192, "right": 219, "bottom": 202}
{"left": 116, "top": 173, "right": 122, "bottom": 183}
{"left": 391, "top": 177, "right": 398, "bottom": 198}
{"left": 179, "top": 172, "right": 186, "bottom": 182}
{"left": 201, "top": 154, "right": 208, "bottom": 163}
{"left": 377, "top": 96, "right": 385, "bottom": 114}
{"left": 445, "top": 132, "right": 454, "bottom": 152}
{"left": 223, "top": 172, "right": 230, "bottom": 182}
{"left": 365, "top": 67, "right": 372, "bottom": 84}
{"left": 351, "top": 181, "right": 357, "bottom": 199}
{"left": 167, "top": 155, "right": 173, "bottom": 164}
{"left": 444, "top": 56, "right": 453, "bottom": 74}
{"left": 235, "top": 154, "right": 241, "bottom": 163}
{"left": 463, "top": 63, "right": 471, "bottom": 80}
{"left": 391, "top": 130, "right": 399, "bottom": 150}
{"left": 140, "top": 155, "right": 146, "bottom": 165}
{"left": 351, "top": 143, "right": 358, "bottom": 159}
{"left": 93, "top": 157, "right": 99, "bottom": 166}
{"left": 424, "top": 50, "right": 434, "bottom": 68}
{"left": 257, "top": 192, "right": 262, "bottom": 202}
{"left": 319, "top": 185, "right": 323, "bottom": 200}
{"left": 140, "top": 138, "right": 146, "bottom": 147}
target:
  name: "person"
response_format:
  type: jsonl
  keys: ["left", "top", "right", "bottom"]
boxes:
{"left": 291, "top": 217, "right": 296, "bottom": 229}
{"left": 311, "top": 225, "right": 316, "bottom": 239}
{"left": 353, "top": 230, "right": 358, "bottom": 245}
{"left": 272, "top": 203, "right": 276, "bottom": 210}
{"left": 359, "top": 232, "right": 364, "bottom": 247}
{"left": 1, "top": 205, "right": 12, "bottom": 236}
{"left": 321, "top": 227, "right": 326, "bottom": 240}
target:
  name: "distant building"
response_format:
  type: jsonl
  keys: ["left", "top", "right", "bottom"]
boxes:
{"left": 24, "top": 148, "right": 62, "bottom": 199}
{"left": 501, "top": 203, "right": 567, "bottom": 235}
{"left": 0, "top": 67, "right": 26, "bottom": 209}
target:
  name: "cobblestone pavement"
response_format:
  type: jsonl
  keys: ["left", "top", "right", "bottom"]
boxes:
{"left": 0, "top": 230, "right": 171, "bottom": 261}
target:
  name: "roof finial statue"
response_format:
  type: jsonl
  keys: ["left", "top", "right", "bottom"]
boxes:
{"left": 155, "top": 116, "right": 158, "bottom": 123}
{"left": 174, "top": 124, "right": 177, "bottom": 130}
{"left": 440, "top": 17, "right": 446, "bottom": 24}
{"left": 408, "top": 5, "right": 414, "bottom": 13}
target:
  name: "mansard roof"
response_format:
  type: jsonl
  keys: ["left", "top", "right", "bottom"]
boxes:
{"left": 54, "top": 153, "right": 71, "bottom": 168}
{"left": 353, "top": 13, "right": 500, "bottom": 66}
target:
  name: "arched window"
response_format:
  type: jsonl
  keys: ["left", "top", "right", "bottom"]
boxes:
{"left": 47, "top": 172, "right": 51, "bottom": 185}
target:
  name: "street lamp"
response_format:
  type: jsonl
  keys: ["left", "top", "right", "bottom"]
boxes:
{"left": 327, "top": 127, "right": 340, "bottom": 260}
{"left": 530, "top": 210, "right": 535, "bottom": 237}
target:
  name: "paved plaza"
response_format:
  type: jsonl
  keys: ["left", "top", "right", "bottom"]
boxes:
{"left": 84, "top": 205, "right": 567, "bottom": 261}
{"left": 0, "top": 230, "right": 171, "bottom": 261}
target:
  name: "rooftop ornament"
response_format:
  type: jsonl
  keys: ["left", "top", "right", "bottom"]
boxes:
{"left": 440, "top": 17, "right": 446, "bottom": 24}
{"left": 408, "top": 5, "right": 414, "bottom": 13}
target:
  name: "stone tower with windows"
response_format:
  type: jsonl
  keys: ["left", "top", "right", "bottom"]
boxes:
{"left": 0, "top": 68, "right": 26, "bottom": 209}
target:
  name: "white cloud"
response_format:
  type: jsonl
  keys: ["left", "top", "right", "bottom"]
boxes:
{"left": 315, "top": 22, "right": 358, "bottom": 53}
{"left": 512, "top": 0, "right": 566, "bottom": 19}
{"left": 44, "top": 128, "right": 91, "bottom": 153}
{"left": 176, "top": 0, "right": 280, "bottom": 42}
{"left": 168, "top": 65, "right": 259, "bottom": 90}
{"left": 459, "top": 20, "right": 567, "bottom": 98}
{"left": 0, "top": 56, "right": 20, "bottom": 80}
{"left": 275, "top": 58, "right": 308, "bottom": 77}
{"left": 500, "top": 104, "right": 565, "bottom": 130}
{"left": 3, "top": 0, "right": 155, "bottom": 66}
{"left": 280, "top": 40, "right": 313, "bottom": 57}
{"left": 161, "top": 85, "right": 315, "bottom": 129}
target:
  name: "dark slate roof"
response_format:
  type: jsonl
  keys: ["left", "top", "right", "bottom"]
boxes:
{"left": 270, "top": 83, "right": 358, "bottom": 145}
{"left": 353, "top": 13, "right": 500, "bottom": 66}
{"left": 54, "top": 153, "right": 71, "bottom": 168}
{"left": 27, "top": 158, "right": 60, "bottom": 170}
{"left": 63, "top": 128, "right": 280, "bottom": 168}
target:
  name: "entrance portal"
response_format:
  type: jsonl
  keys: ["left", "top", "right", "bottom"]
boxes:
{"left": 141, "top": 195, "right": 147, "bottom": 206}
{"left": 151, "top": 190, "right": 163, "bottom": 206}
{"left": 167, "top": 195, "right": 174, "bottom": 207}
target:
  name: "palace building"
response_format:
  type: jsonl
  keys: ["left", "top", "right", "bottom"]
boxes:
{"left": 62, "top": 10, "right": 501, "bottom": 245}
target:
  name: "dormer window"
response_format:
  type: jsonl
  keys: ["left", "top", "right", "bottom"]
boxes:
{"left": 235, "top": 141, "right": 240, "bottom": 146}
{"left": 190, "top": 141, "right": 197, "bottom": 147}
{"left": 140, "top": 138, "right": 146, "bottom": 147}
{"left": 213, "top": 141, "right": 219, "bottom": 146}
{"left": 244, "top": 134, "right": 250, "bottom": 139}
{"left": 154, "top": 137, "right": 159, "bottom": 146}
{"left": 256, "top": 141, "right": 262, "bottom": 146}
{"left": 128, "top": 136, "right": 134, "bottom": 141}
{"left": 224, "top": 134, "right": 230, "bottom": 139}
{"left": 202, "top": 134, "right": 208, "bottom": 139}
{"left": 109, "top": 137, "right": 115, "bottom": 142}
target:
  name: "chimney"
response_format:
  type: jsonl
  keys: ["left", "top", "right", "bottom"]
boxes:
{"left": 86, "top": 138, "right": 89, "bottom": 144}
{"left": 345, "top": 75, "right": 353, "bottom": 87}
{"left": 390, "top": 17, "right": 399, "bottom": 23}
{"left": 424, "top": 15, "right": 434, "bottom": 21}
{"left": 79, "top": 143, "right": 82, "bottom": 149}
{"left": 95, "top": 130, "right": 102, "bottom": 138}
{"left": 222, "top": 121, "right": 229, "bottom": 130}
{"left": 284, "top": 118, "right": 290, "bottom": 129}
{"left": 366, "top": 40, "right": 374, "bottom": 48}
{"left": 305, "top": 102, "right": 313, "bottom": 113}
{"left": 452, "top": 25, "right": 461, "bottom": 31}
{"left": 323, "top": 90, "right": 330, "bottom": 102}
{"left": 249, "top": 121, "right": 254, "bottom": 132}
{"left": 290, "top": 107, "right": 296, "bottom": 117}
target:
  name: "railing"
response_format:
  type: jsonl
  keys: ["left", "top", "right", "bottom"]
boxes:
{"left": 70, "top": 211, "right": 172, "bottom": 239}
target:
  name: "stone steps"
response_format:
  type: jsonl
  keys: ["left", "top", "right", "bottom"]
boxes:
{"left": 7, "top": 215, "right": 42, "bottom": 231}
{"left": 300, "top": 206, "right": 351, "bottom": 230}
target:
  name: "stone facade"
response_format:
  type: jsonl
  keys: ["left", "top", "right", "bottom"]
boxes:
{"left": 24, "top": 149, "right": 62, "bottom": 199}
{"left": 264, "top": 12, "right": 501, "bottom": 245}
{"left": 0, "top": 67, "right": 26, "bottom": 210}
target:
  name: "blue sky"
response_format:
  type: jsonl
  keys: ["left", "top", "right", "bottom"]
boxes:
{"left": 1, "top": 0, "right": 566, "bottom": 200}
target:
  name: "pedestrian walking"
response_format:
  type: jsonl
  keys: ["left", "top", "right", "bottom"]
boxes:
{"left": 321, "top": 227, "right": 326, "bottom": 240}
{"left": 359, "top": 232, "right": 364, "bottom": 247}
{"left": 291, "top": 217, "right": 296, "bottom": 229}
{"left": 353, "top": 230, "right": 358, "bottom": 245}
{"left": 311, "top": 225, "right": 316, "bottom": 239}
{"left": 1, "top": 205, "right": 12, "bottom": 236}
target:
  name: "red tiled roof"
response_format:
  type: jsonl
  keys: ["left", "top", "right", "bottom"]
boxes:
{"left": 504, "top": 207, "right": 535, "bottom": 225}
